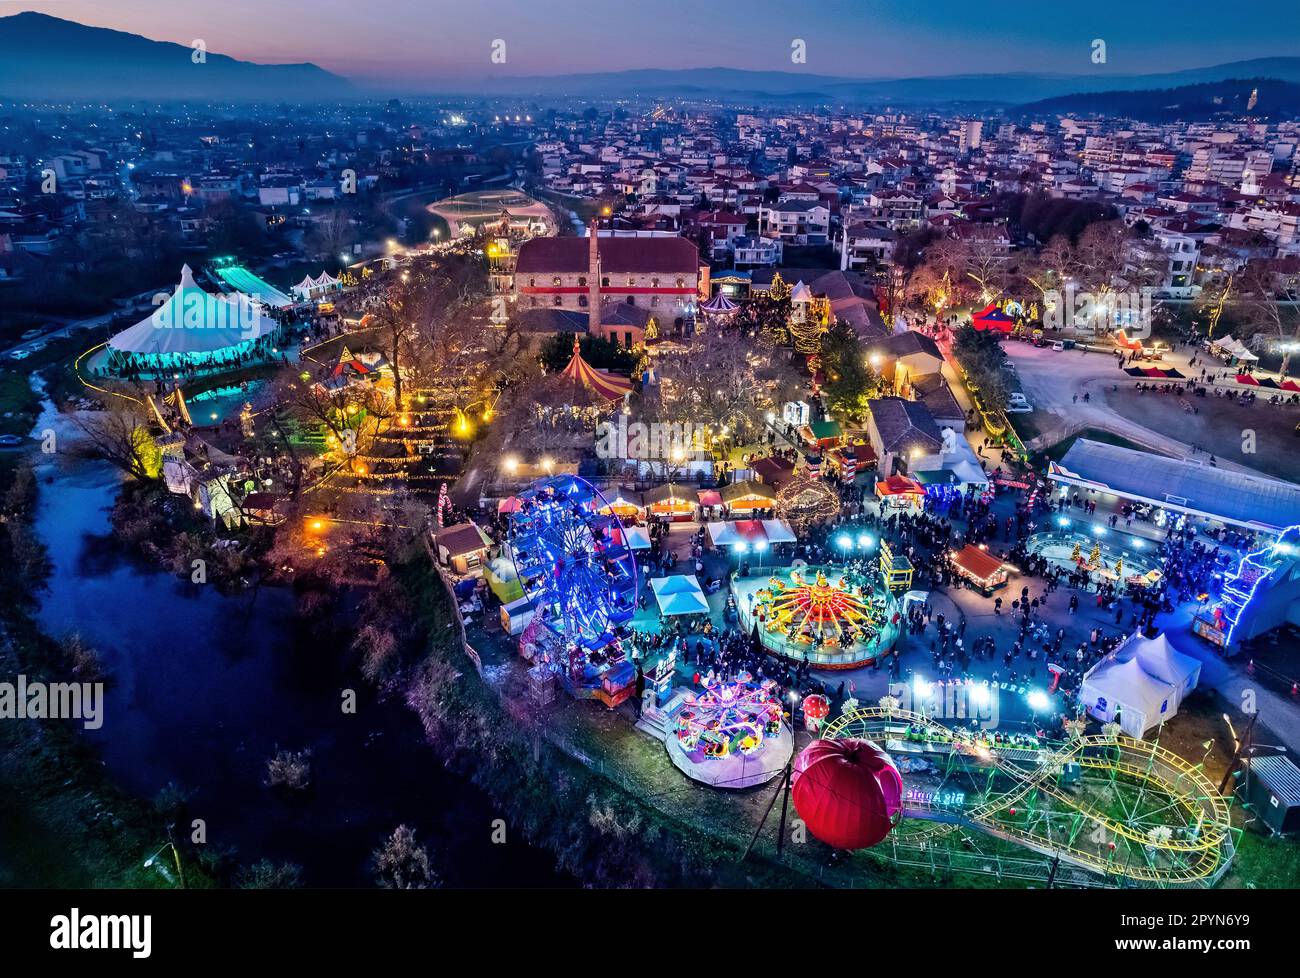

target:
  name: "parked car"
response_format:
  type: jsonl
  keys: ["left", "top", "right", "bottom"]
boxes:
{"left": 0, "top": 434, "right": 23, "bottom": 447}
{"left": 1006, "top": 392, "right": 1033, "bottom": 413}
{"left": 20, "top": 329, "right": 41, "bottom": 340}
{"left": 8, "top": 349, "right": 31, "bottom": 360}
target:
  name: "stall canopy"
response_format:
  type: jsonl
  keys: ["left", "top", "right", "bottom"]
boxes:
{"left": 610, "top": 525, "right": 651, "bottom": 551}
{"left": 720, "top": 480, "right": 777, "bottom": 508}
{"left": 971, "top": 304, "right": 1014, "bottom": 333}
{"left": 643, "top": 483, "right": 696, "bottom": 508}
{"left": 1111, "top": 631, "right": 1201, "bottom": 712}
{"left": 706, "top": 518, "right": 798, "bottom": 549}
{"left": 875, "top": 474, "right": 926, "bottom": 498}
{"left": 951, "top": 544, "right": 1005, "bottom": 584}
{"left": 650, "top": 575, "right": 711, "bottom": 616}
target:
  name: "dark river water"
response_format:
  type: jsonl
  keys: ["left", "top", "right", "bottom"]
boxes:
{"left": 32, "top": 453, "right": 568, "bottom": 888}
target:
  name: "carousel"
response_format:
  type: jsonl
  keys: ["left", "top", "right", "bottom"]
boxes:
{"left": 734, "top": 565, "right": 900, "bottom": 669}
{"left": 665, "top": 672, "right": 793, "bottom": 788}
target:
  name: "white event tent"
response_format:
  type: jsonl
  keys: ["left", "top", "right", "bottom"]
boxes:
{"left": 106, "top": 264, "right": 276, "bottom": 365}
{"left": 1080, "top": 631, "right": 1201, "bottom": 738}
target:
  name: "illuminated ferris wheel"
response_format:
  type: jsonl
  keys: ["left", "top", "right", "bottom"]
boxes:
{"left": 505, "top": 475, "right": 639, "bottom": 651}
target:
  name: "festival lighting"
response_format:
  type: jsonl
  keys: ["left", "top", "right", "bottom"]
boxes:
{"left": 836, "top": 533, "right": 853, "bottom": 550}
{"left": 1056, "top": 516, "right": 1071, "bottom": 528}
{"left": 858, "top": 534, "right": 874, "bottom": 549}
{"left": 1027, "top": 690, "right": 1051, "bottom": 712}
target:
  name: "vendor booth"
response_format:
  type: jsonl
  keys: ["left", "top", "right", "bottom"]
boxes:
{"left": 950, "top": 544, "right": 1009, "bottom": 593}
{"left": 598, "top": 490, "right": 644, "bottom": 521}
{"left": 721, "top": 479, "right": 777, "bottom": 515}
{"left": 643, "top": 483, "right": 697, "bottom": 521}
{"left": 875, "top": 474, "right": 926, "bottom": 508}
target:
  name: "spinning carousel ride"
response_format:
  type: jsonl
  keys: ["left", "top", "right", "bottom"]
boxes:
{"left": 734, "top": 565, "right": 900, "bottom": 669}
{"left": 506, "top": 475, "right": 640, "bottom": 706}
{"left": 666, "top": 673, "right": 792, "bottom": 788}
{"left": 675, "top": 673, "right": 783, "bottom": 759}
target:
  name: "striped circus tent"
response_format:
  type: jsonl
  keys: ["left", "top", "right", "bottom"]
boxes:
{"left": 560, "top": 337, "right": 633, "bottom": 401}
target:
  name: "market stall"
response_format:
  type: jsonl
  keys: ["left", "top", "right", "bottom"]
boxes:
{"left": 643, "top": 482, "right": 698, "bottom": 521}
{"left": 950, "top": 544, "right": 1009, "bottom": 593}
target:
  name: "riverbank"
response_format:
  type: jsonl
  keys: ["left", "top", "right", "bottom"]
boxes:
{"left": 0, "top": 454, "right": 199, "bottom": 887}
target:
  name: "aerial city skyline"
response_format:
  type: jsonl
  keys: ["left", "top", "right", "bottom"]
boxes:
{"left": 0, "top": 0, "right": 1296, "bottom": 962}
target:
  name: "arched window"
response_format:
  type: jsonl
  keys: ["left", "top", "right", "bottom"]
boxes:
{"left": 578, "top": 276, "right": 586, "bottom": 286}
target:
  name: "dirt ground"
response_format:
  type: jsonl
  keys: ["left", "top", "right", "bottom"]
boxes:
{"left": 1106, "top": 388, "right": 1300, "bottom": 484}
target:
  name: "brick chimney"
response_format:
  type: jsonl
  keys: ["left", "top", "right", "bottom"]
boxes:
{"left": 587, "top": 219, "right": 601, "bottom": 337}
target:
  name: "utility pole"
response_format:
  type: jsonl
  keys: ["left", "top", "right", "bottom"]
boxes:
{"left": 1218, "top": 711, "right": 1258, "bottom": 795}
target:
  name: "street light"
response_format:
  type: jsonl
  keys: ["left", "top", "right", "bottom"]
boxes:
{"left": 143, "top": 841, "right": 186, "bottom": 888}
{"left": 857, "top": 533, "right": 874, "bottom": 550}
{"left": 754, "top": 539, "right": 769, "bottom": 572}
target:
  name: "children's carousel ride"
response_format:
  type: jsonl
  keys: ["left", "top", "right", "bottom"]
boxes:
{"left": 665, "top": 672, "right": 793, "bottom": 788}
{"left": 734, "top": 565, "right": 900, "bottom": 669}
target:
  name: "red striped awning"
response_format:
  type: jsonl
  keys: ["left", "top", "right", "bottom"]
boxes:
{"left": 560, "top": 338, "right": 633, "bottom": 401}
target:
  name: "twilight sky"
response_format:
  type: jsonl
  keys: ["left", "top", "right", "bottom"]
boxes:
{"left": 14, "top": 0, "right": 1300, "bottom": 86}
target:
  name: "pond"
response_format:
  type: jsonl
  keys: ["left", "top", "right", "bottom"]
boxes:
{"left": 31, "top": 419, "right": 567, "bottom": 887}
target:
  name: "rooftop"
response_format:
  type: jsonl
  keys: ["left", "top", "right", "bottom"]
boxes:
{"left": 1049, "top": 439, "right": 1300, "bottom": 535}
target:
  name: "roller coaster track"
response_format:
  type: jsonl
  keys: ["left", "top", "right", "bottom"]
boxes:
{"left": 823, "top": 707, "right": 1236, "bottom": 887}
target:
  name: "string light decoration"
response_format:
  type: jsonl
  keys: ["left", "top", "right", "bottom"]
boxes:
{"left": 776, "top": 476, "right": 840, "bottom": 532}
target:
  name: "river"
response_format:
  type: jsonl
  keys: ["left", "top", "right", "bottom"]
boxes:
{"left": 30, "top": 408, "right": 566, "bottom": 887}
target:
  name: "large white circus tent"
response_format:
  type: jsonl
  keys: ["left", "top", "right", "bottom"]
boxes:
{"left": 107, "top": 264, "right": 279, "bottom": 367}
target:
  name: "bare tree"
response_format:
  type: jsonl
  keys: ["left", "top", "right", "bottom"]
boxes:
{"left": 70, "top": 405, "right": 163, "bottom": 482}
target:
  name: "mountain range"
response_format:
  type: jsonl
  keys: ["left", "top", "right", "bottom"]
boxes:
{"left": 0, "top": 12, "right": 348, "bottom": 101}
{"left": 3, "top": 11, "right": 1299, "bottom": 108}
